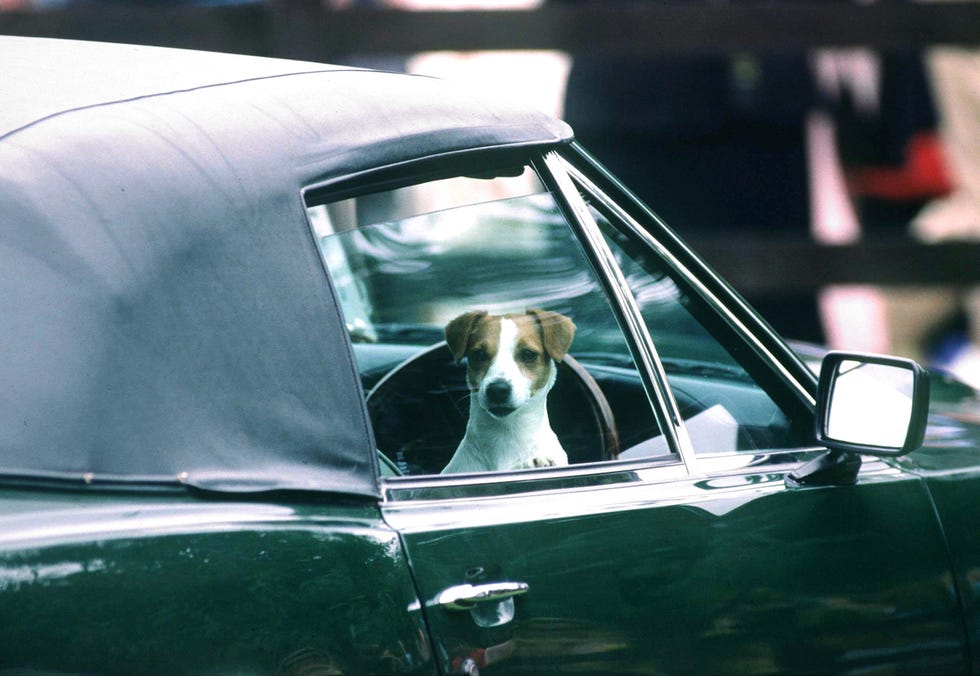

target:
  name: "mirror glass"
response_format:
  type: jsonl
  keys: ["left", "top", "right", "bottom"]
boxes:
{"left": 826, "top": 360, "right": 915, "bottom": 449}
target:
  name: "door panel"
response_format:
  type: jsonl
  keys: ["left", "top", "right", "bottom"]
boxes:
{"left": 387, "top": 460, "right": 964, "bottom": 675}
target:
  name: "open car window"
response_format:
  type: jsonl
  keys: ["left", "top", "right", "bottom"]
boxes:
{"left": 307, "top": 166, "right": 666, "bottom": 476}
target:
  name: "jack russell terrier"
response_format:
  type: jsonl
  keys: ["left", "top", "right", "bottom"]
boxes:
{"left": 441, "top": 309, "right": 576, "bottom": 474}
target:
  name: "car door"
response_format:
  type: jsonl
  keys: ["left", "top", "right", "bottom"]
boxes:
{"left": 308, "top": 154, "right": 966, "bottom": 675}
{"left": 384, "top": 454, "right": 963, "bottom": 675}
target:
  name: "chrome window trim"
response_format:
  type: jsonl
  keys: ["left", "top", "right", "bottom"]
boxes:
{"left": 381, "top": 455, "right": 687, "bottom": 501}
{"left": 382, "top": 462, "right": 696, "bottom": 533}
{"left": 559, "top": 157, "right": 816, "bottom": 410}
{"left": 537, "top": 151, "right": 700, "bottom": 475}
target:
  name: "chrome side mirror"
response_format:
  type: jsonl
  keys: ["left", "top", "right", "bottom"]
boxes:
{"left": 815, "top": 352, "right": 930, "bottom": 457}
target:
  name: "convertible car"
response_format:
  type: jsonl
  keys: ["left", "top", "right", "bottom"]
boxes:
{"left": 3, "top": 37, "right": 980, "bottom": 675}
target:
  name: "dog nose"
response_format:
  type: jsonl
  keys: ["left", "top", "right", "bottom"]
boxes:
{"left": 485, "top": 379, "right": 512, "bottom": 405}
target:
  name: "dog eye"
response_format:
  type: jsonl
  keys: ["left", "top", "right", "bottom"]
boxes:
{"left": 469, "top": 348, "right": 489, "bottom": 363}
{"left": 518, "top": 348, "right": 539, "bottom": 363}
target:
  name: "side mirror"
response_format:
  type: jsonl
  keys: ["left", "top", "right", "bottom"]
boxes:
{"left": 815, "top": 352, "right": 930, "bottom": 457}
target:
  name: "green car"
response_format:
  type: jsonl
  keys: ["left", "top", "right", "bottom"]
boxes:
{"left": 3, "top": 36, "right": 980, "bottom": 676}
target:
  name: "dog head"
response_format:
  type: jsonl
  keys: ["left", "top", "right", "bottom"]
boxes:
{"left": 445, "top": 309, "right": 576, "bottom": 419}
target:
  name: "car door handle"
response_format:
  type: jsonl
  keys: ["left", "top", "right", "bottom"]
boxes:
{"left": 436, "top": 581, "right": 530, "bottom": 610}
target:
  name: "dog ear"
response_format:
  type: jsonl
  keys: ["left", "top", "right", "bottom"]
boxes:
{"left": 445, "top": 311, "right": 487, "bottom": 364}
{"left": 526, "top": 309, "right": 576, "bottom": 362}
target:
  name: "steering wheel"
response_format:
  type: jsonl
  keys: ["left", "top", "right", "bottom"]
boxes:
{"left": 366, "top": 342, "right": 620, "bottom": 475}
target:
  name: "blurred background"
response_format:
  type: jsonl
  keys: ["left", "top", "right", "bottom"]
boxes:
{"left": 3, "top": 0, "right": 978, "bottom": 387}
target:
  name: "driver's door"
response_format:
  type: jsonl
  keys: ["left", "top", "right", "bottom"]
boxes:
{"left": 383, "top": 452, "right": 962, "bottom": 675}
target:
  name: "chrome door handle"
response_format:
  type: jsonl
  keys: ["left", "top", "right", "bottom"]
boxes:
{"left": 436, "top": 581, "right": 530, "bottom": 610}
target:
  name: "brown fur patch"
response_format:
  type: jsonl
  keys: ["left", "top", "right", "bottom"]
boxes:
{"left": 462, "top": 315, "right": 501, "bottom": 388}
{"left": 508, "top": 313, "right": 553, "bottom": 393}
{"left": 525, "top": 309, "right": 576, "bottom": 362}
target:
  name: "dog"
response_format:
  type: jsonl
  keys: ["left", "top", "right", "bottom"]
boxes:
{"left": 441, "top": 308, "right": 576, "bottom": 474}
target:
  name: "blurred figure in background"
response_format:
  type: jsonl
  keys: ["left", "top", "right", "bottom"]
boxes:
{"left": 830, "top": 51, "right": 951, "bottom": 235}
{"left": 913, "top": 43, "right": 980, "bottom": 388}
{"left": 808, "top": 46, "right": 951, "bottom": 358}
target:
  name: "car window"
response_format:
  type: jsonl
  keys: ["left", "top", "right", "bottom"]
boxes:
{"left": 576, "top": 185, "right": 813, "bottom": 456}
{"left": 307, "top": 167, "right": 666, "bottom": 476}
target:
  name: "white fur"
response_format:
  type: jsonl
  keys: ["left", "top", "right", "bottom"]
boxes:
{"left": 442, "top": 318, "right": 568, "bottom": 474}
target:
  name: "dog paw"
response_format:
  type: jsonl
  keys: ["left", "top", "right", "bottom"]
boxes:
{"left": 527, "top": 456, "right": 557, "bottom": 468}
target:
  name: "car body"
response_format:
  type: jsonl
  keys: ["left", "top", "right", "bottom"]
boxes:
{"left": 2, "top": 36, "right": 980, "bottom": 676}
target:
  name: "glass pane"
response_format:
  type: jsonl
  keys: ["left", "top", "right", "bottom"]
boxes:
{"left": 586, "top": 201, "right": 810, "bottom": 456}
{"left": 308, "top": 168, "right": 664, "bottom": 476}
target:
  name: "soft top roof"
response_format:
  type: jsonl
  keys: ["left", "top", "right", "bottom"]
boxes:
{"left": 1, "top": 37, "right": 339, "bottom": 137}
{"left": 0, "top": 38, "right": 572, "bottom": 498}
{"left": 1, "top": 37, "right": 571, "bottom": 157}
